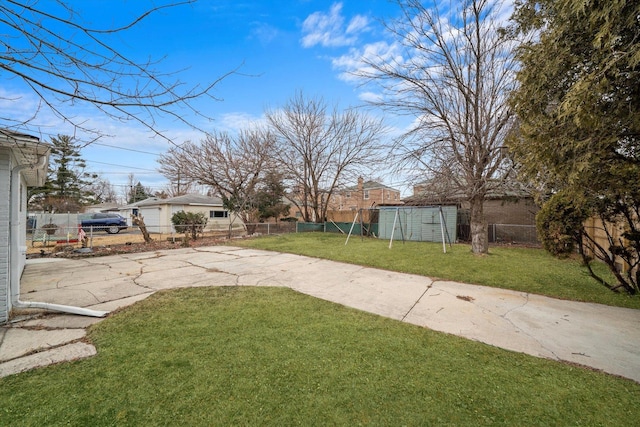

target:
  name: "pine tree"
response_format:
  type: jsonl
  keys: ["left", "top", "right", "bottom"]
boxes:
{"left": 29, "top": 135, "right": 98, "bottom": 212}
{"left": 509, "top": 0, "right": 640, "bottom": 294}
{"left": 128, "top": 181, "right": 153, "bottom": 204}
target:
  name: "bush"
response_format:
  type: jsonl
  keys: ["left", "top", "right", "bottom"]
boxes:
{"left": 41, "top": 223, "right": 58, "bottom": 235}
{"left": 280, "top": 217, "right": 299, "bottom": 222}
{"left": 171, "top": 211, "right": 208, "bottom": 240}
{"left": 536, "top": 192, "right": 588, "bottom": 257}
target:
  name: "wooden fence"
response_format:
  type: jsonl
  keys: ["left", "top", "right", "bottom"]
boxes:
{"left": 583, "top": 216, "right": 636, "bottom": 273}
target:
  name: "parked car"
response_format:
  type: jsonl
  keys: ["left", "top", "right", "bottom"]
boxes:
{"left": 80, "top": 213, "right": 128, "bottom": 234}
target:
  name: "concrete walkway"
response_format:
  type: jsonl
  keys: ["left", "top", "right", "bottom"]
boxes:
{"left": 2, "top": 246, "right": 639, "bottom": 382}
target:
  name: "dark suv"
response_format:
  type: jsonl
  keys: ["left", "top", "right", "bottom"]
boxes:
{"left": 80, "top": 213, "right": 128, "bottom": 234}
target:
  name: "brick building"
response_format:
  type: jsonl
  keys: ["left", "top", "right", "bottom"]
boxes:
{"left": 337, "top": 177, "right": 403, "bottom": 211}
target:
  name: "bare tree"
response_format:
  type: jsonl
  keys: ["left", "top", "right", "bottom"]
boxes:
{"left": 88, "top": 176, "right": 118, "bottom": 204}
{"left": 160, "top": 177, "right": 197, "bottom": 198}
{"left": 356, "top": 0, "right": 517, "bottom": 254}
{"left": 266, "top": 92, "right": 386, "bottom": 223}
{"left": 0, "top": 1, "right": 235, "bottom": 142}
{"left": 157, "top": 128, "right": 276, "bottom": 234}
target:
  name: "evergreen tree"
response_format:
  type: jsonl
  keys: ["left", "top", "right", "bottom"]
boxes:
{"left": 29, "top": 135, "right": 98, "bottom": 212}
{"left": 255, "top": 172, "right": 290, "bottom": 222}
{"left": 128, "top": 181, "right": 153, "bottom": 204}
{"left": 509, "top": 0, "right": 640, "bottom": 294}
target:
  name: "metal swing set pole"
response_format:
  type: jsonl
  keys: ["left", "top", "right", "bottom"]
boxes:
{"left": 438, "top": 206, "right": 454, "bottom": 254}
{"left": 389, "top": 207, "right": 405, "bottom": 249}
{"left": 344, "top": 209, "right": 360, "bottom": 245}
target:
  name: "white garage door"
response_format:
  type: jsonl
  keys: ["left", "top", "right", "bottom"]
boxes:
{"left": 139, "top": 207, "right": 161, "bottom": 233}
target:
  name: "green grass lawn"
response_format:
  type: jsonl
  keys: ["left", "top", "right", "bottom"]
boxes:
{"left": 2, "top": 287, "right": 639, "bottom": 426}
{"left": 233, "top": 233, "right": 640, "bottom": 309}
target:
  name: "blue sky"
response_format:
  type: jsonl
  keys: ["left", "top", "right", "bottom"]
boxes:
{"left": 3, "top": 1, "right": 514, "bottom": 199}
{"left": 3, "top": 0, "right": 414, "bottom": 198}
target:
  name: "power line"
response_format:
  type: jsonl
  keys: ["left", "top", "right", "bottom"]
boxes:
{"left": 91, "top": 142, "right": 161, "bottom": 156}
{"left": 88, "top": 160, "right": 158, "bottom": 172}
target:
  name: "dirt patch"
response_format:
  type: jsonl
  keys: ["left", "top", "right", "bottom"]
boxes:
{"left": 27, "top": 231, "right": 246, "bottom": 259}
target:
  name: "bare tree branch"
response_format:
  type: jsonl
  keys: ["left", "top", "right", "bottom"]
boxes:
{"left": 157, "top": 127, "right": 276, "bottom": 229}
{"left": 266, "top": 92, "right": 386, "bottom": 223}
{"left": 0, "top": 1, "right": 238, "bottom": 143}
{"left": 354, "top": 0, "right": 518, "bottom": 253}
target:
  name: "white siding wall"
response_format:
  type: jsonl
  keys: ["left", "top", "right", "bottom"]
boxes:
{"left": 0, "top": 148, "right": 12, "bottom": 323}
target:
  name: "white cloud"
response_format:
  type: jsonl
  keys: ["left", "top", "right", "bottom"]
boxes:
{"left": 249, "top": 22, "right": 279, "bottom": 45}
{"left": 331, "top": 41, "right": 403, "bottom": 83}
{"left": 358, "top": 91, "right": 383, "bottom": 104}
{"left": 301, "top": 2, "right": 370, "bottom": 48}
{"left": 217, "top": 112, "right": 267, "bottom": 133}
{"left": 346, "top": 14, "right": 369, "bottom": 34}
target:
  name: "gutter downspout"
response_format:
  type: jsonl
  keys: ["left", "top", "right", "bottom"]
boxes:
{"left": 10, "top": 159, "right": 108, "bottom": 318}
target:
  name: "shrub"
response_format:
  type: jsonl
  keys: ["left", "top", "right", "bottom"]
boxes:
{"left": 41, "top": 223, "right": 58, "bottom": 235}
{"left": 171, "top": 211, "right": 208, "bottom": 240}
{"left": 536, "top": 191, "right": 588, "bottom": 257}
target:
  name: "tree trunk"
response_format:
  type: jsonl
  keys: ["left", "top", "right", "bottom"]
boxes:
{"left": 131, "top": 214, "right": 153, "bottom": 243}
{"left": 469, "top": 196, "right": 488, "bottom": 254}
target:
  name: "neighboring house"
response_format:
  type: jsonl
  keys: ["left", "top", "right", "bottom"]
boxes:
{"left": 321, "top": 177, "right": 403, "bottom": 223}
{"left": 83, "top": 202, "right": 120, "bottom": 213}
{"left": 1, "top": 130, "right": 50, "bottom": 324}
{"left": 285, "top": 177, "right": 403, "bottom": 222}
{"left": 338, "top": 177, "right": 403, "bottom": 211}
{"left": 119, "top": 194, "right": 242, "bottom": 233}
{"left": 284, "top": 192, "right": 333, "bottom": 222}
{"left": 404, "top": 179, "right": 539, "bottom": 243}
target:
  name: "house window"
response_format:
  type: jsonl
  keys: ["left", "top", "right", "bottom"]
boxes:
{"left": 363, "top": 190, "right": 369, "bottom": 200}
{"left": 210, "top": 210, "right": 228, "bottom": 218}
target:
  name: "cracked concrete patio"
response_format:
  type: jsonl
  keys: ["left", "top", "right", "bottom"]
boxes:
{"left": 2, "top": 245, "right": 640, "bottom": 382}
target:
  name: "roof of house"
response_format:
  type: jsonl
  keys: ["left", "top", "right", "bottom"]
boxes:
{"left": 0, "top": 129, "right": 51, "bottom": 187}
{"left": 85, "top": 202, "right": 120, "bottom": 212}
{"left": 122, "top": 194, "right": 224, "bottom": 209}
{"left": 343, "top": 180, "right": 399, "bottom": 192}
{"left": 404, "top": 179, "right": 533, "bottom": 206}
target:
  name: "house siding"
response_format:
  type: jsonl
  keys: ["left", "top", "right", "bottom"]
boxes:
{"left": 482, "top": 199, "right": 538, "bottom": 225}
{"left": 0, "top": 148, "right": 12, "bottom": 323}
{"left": 131, "top": 203, "right": 237, "bottom": 234}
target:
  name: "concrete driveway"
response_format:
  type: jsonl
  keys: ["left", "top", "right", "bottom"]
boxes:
{"left": 2, "top": 246, "right": 640, "bottom": 382}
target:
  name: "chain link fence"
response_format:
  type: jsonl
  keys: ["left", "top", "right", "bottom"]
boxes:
{"left": 488, "top": 224, "right": 539, "bottom": 245}
{"left": 27, "top": 215, "right": 537, "bottom": 253}
{"left": 27, "top": 219, "right": 298, "bottom": 254}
